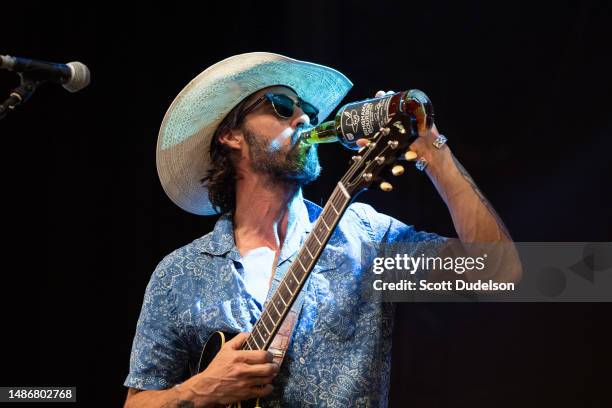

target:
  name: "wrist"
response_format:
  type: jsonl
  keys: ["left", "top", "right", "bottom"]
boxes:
{"left": 422, "top": 145, "right": 455, "bottom": 180}
{"left": 422, "top": 148, "right": 471, "bottom": 204}
{"left": 174, "top": 377, "right": 216, "bottom": 407}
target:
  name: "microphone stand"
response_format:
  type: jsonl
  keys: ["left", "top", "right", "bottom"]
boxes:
{"left": 0, "top": 74, "right": 40, "bottom": 121}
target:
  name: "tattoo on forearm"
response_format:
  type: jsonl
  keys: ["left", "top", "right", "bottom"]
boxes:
{"left": 451, "top": 153, "right": 512, "bottom": 239}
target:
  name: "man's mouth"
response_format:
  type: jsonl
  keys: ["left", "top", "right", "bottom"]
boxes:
{"left": 291, "top": 123, "right": 310, "bottom": 150}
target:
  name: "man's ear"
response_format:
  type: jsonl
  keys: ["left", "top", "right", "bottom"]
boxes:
{"left": 217, "top": 127, "right": 243, "bottom": 150}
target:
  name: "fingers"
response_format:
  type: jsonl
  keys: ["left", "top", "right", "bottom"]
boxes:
{"left": 234, "top": 350, "right": 274, "bottom": 364}
{"left": 226, "top": 332, "right": 250, "bottom": 349}
{"left": 375, "top": 90, "right": 395, "bottom": 98}
{"left": 240, "top": 362, "right": 279, "bottom": 378}
{"left": 251, "top": 384, "right": 274, "bottom": 398}
{"left": 356, "top": 139, "right": 369, "bottom": 147}
{"left": 248, "top": 373, "right": 278, "bottom": 386}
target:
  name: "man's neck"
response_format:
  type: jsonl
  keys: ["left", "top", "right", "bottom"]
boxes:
{"left": 233, "top": 172, "right": 300, "bottom": 256}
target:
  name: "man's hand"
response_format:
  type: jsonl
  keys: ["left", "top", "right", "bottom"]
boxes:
{"left": 179, "top": 332, "right": 279, "bottom": 406}
{"left": 124, "top": 333, "right": 278, "bottom": 408}
{"left": 356, "top": 90, "right": 443, "bottom": 161}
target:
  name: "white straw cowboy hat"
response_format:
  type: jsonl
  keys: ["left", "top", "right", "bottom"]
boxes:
{"left": 156, "top": 52, "right": 352, "bottom": 215}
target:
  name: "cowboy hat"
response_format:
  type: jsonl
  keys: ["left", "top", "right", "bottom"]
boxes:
{"left": 156, "top": 52, "right": 352, "bottom": 215}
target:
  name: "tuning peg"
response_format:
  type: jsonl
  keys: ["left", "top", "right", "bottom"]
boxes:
{"left": 392, "top": 121, "right": 406, "bottom": 134}
{"left": 391, "top": 165, "right": 405, "bottom": 176}
{"left": 380, "top": 181, "right": 393, "bottom": 192}
{"left": 404, "top": 150, "right": 418, "bottom": 161}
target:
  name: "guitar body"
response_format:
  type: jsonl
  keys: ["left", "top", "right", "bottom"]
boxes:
{"left": 197, "top": 331, "right": 259, "bottom": 408}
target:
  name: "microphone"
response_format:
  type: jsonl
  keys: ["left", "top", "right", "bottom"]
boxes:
{"left": 0, "top": 55, "right": 91, "bottom": 92}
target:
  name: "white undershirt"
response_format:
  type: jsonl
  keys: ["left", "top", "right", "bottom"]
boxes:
{"left": 241, "top": 247, "right": 276, "bottom": 306}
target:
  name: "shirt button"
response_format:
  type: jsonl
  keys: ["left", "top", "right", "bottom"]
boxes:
{"left": 299, "top": 357, "right": 305, "bottom": 364}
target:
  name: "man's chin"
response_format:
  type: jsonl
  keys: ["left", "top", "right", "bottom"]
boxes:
{"left": 273, "top": 164, "right": 321, "bottom": 186}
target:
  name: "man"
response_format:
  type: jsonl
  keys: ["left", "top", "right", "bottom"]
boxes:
{"left": 124, "top": 52, "right": 521, "bottom": 407}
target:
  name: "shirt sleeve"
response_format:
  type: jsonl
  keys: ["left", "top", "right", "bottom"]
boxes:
{"left": 348, "top": 202, "right": 446, "bottom": 244}
{"left": 347, "top": 202, "right": 448, "bottom": 281}
{"left": 124, "top": 256, "right": 190, "bottom": 390}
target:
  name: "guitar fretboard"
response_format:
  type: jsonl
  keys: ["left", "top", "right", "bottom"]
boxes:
{"left": 242, "top": 182, "right": 351, "bottom": 351}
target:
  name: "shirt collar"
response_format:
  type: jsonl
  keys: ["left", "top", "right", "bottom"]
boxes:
{"left": 199, "top": 190, "right": 315, "bottom": 261}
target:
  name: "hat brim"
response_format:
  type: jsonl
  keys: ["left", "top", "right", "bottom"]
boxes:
{"left": 156, "top": 52, "right": 352, "bottom": 215}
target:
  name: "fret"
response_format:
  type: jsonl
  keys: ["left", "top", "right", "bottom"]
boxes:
{"left": 324, "top": 205, "right": 339, "bottom": 226}
{"left": 284, "top": 268, "right": 299, "bottom": 289}
{"left": 277, "top": 291, "right": 288, "bottom": 307}
{"left": 250, "top": 335, "right": 262, "bottom": 350}
{"left": 329, "top": 201, "right": 340, "bottom": 215}
{"left": 304, "top": 242, "right": 315, "bottom": 259}
{"left": 253, "top": 325, "right": 267, "bottom": 345}
{"left": 316, "top": 223, "right": 327, "bottom": 238}
{"left": 305, "top": 238, "right": 318, "bottom": 259}
{"left": 296, "top": 256, "right": 308, "bottom": 275}
{"left": 312, "top": 225, "right": 327, "bottom": 249}
{"left": 330, "top": 189, "right": 343, "bottom": 208}
{"left": 271, "top": 298, "right": 281, "bottom": 316}
{"left": 321, "top": 209, "right": 334, "bottom": 228}
{"left": 332, "top": 187, "right": 348, "bottom": 209}
{"left": 320, "top": 215, "right": 331, "bottom": 230}
{"left": 262, "top": 310, "right": 275, "bottom": 330}
{"left": 245, "top": 336, "right": 255, "bottom": 350}
{"left": 290, "top": 268, "right": 301, "bottom": 284}
{"left": 274, "top": 295, "right": 286, "bottom": 311}
{"left": 283, "top": 280, "right": 294, "bottom": 296}
{"left": 260, "top": 315, "right": 272, "bottom": 335}
{"left": 337, "top": 182, "right": 351, "bottom": 199}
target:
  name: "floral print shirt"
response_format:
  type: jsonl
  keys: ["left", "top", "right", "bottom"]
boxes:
{"left": 125, "top": 197, "right": 443, "bottom": 407}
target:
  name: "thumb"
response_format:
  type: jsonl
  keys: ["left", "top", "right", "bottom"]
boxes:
{"left": 226, "top": 332, "right": 250, "bottom": 349}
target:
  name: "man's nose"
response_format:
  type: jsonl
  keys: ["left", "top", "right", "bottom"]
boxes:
{"left": 290, "top": 106, "right": 310, "bottom": 129}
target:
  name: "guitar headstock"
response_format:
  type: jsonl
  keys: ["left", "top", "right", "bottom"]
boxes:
{"left": 340, "top": 112, "right": 419, "bottom": 196}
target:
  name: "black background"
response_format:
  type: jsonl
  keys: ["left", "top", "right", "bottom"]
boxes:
{"left": 2, "top": 1, "right": 611, "bottom": 406}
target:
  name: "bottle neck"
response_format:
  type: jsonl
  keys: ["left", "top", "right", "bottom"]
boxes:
{"left": 299, "top": 120, "right": 339, "bottom": 145}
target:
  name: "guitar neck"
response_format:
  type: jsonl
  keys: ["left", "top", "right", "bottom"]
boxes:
{"left": 242, "top": 182, "right": 352, "bottom": 351}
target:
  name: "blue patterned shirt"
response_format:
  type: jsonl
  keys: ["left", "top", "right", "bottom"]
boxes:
{"left": 125, "top": 196, "right": 443, "bottom": 407}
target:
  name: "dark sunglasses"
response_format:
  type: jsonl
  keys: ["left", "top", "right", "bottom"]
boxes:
{"left": 239, "top": 93, "right": 319, "bottom": 125}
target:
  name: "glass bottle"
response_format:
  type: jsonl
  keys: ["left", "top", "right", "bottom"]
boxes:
{"left": 300, "top": 89, "right": 434, "bottom": 150}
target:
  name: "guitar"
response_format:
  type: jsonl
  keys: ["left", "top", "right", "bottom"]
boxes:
{"left": 195, "top": 90, "right": 434, "bottom": 408}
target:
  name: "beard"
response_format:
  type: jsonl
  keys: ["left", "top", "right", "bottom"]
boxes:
{"left": 242, "top": 125, "right": 321, "bottom": 186}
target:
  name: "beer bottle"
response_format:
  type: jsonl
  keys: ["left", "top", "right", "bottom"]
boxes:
{"left": 300, "top": 89, "right": 434, "bottom": 150}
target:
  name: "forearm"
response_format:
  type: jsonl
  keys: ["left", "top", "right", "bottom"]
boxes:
{"left": 124, "top": 383, "right": 211, "bottom": 408}
{"left": 409, "top": 128, "right": 521, "bottom": 282}
{"left": 425, "top": 147, "right": 511, "bottom": 243}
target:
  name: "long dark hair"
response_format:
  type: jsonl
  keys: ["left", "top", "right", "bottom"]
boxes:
{"left": 201, "top": 97, "right": 253, "bottom": 214}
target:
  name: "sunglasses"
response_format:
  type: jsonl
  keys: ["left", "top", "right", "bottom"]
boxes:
{"left": 239, "top": 92, "right": 319, "bottom": 125}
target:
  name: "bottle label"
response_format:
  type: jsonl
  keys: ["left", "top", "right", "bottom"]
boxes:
{"left": 339, "top": 95, "right": 393, "bottom": 142}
